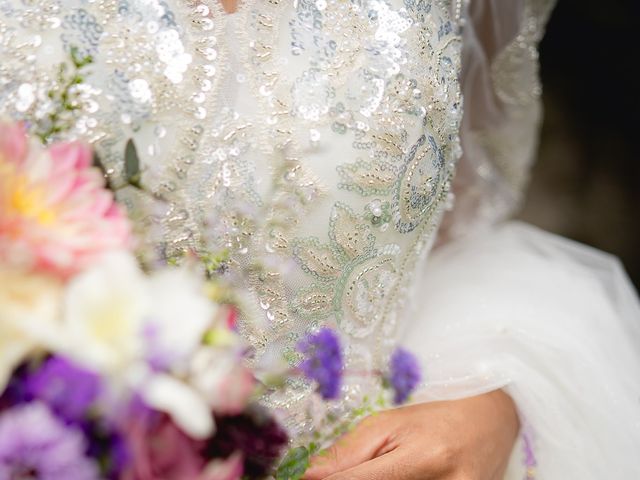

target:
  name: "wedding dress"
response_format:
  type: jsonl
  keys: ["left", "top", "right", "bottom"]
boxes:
{"left": 1, "top": 0, "right": 639, "bottom": 477}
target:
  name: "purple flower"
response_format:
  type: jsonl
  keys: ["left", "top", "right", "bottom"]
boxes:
{"left": 84, "top": 419, "right": 130, "bottom": 479}
{"left": 297, "top": 328, "right": 343, "bottom": 400}
{"left": 388, "top": 348, "right": 422, "bottom": 405}
{"left": 24, "top": 356, "right": 101, "bottom": 423}
{"left": 0, "top": 402, "right": 100, "bottom": 480}
{"left": 0, "top": 363, "right": 30, "bottom": 408}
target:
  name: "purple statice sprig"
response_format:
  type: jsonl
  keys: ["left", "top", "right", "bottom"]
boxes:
{"left": 295, "top": 329, "right": 422, "bottom": 405}
{"left": 296, "top": 328, "right": 343, "bottom": 400}
{"left": 387, "top": 348, "right": 422, "bottom": 405}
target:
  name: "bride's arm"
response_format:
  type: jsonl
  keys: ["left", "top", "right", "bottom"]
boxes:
{"left": 218, "top": 0, "right": 237, "bottom": 13}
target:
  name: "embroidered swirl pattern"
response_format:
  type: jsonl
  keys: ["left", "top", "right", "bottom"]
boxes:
{"left": 0, "top": 0, "right": 462, "bottom": 442}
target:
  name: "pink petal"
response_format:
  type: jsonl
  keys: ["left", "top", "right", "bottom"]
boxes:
{"left": 201, "top": 453, "right": 244, "bottom": 480}
{"left": 44, "top": 172, "right": 77, "bottom": 205}
{"left": 0, "top": 122, "right": 28, "bottom": 162}
{"left": 1, "top": 124, "right": 131, "bottom": 279}
{"left": 48, "top": 141, "right": 92, "bottom": 171}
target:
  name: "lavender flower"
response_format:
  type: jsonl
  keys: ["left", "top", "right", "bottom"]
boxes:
{"left": 3, "top": 359, "right": 126, "bottom": 477}
{"left": 297, "top": 328, "right": 343, "bottom": 400}
{"left": 24, "top": 356, "right": 101, "bottom": 423}
{"left": 0, "top": 402, "right": 100, "bottom": 480}
{"left": 388, "top": 348, "right": 422, "bottom": 404}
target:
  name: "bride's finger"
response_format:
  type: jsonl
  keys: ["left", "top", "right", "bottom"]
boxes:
{"left": 303, "top": 413, "right": 394, "bottom": 480}
{"left": 323, "top": 450, "right": 413, "bottom": 480}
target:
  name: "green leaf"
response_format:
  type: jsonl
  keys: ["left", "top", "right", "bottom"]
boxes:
{"left": 92, "top": 151, "right": 108, "bottom": 177}
{"left": 70, "top": 45, "right": 93, "bottom": 68}
{"left": 124, "top": 138, "right": 142, "bottom": 188}
{"left": 308, "top": 442, "right": 320, "bottom": 456}
{"left": 275, "top": 446, "right": 310, "bottom": 480}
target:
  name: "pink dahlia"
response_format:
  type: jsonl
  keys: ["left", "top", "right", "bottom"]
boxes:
{"left": 0, "top": 122, "right": 131, "bottom": 278}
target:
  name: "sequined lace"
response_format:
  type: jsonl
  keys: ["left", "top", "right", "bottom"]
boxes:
{"left": 0, "top": 0, "right": 462, "bottom": 441}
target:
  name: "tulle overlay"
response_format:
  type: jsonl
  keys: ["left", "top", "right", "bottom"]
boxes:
{"left": 403, "top": 222, "right": 640, "bottom": 478}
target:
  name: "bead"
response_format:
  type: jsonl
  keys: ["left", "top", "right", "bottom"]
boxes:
{"left": 0, "top": 0, "right": 463, "bottom": 448}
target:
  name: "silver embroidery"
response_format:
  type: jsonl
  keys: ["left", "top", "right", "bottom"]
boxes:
{"left": 0, "top": 0, "right": 463, "bottom": 445}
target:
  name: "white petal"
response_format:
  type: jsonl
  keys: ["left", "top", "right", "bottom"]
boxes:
{"left": 62, "top": 251, "right": 148, "bottom": 372}
{"left": 146, "top": 267, "right": 215, "bottom": 361}
{"left": 142, "top": 373, "right": 214, "bottom": 439}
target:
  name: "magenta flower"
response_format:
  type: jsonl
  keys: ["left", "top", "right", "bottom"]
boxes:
{"left": 0, "top": 402, "right": 99, "bottom": 480}
{"left": 0, "top": 122, "right": 131, "bottom": 278}
{"left": 297, "top": 328, "right": 343, "bottom": 400}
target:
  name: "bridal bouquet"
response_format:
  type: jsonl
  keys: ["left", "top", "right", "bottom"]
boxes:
{"left": 0, "top": 122, "right": 421, "bottom": 479}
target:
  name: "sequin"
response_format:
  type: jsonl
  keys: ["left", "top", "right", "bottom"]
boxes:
{"left": 0, "top": 0, "right": 462, "bottom": 446}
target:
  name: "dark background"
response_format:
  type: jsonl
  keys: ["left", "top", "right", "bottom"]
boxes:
{"left": 518, "top": 0, "right": 640, "bottom": 288}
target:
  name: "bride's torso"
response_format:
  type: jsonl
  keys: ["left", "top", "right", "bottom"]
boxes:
{"left": 0, "top": 0, "right": 462, "bottom": 437}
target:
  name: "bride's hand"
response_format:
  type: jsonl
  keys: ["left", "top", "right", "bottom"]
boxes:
{"left": 302, "top": 390, "right": 519, "bottom": 480}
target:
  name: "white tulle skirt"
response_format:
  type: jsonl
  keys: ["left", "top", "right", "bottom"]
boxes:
{"left": 402, "top": 221, "right": 640, "bottom": 478}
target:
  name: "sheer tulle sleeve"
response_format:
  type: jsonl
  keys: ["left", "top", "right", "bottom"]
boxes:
{"left": 439, "top": 0, "right": 555, "bottom": 241}
{"left": 401, "top": 2, "right": 640, "bottom": 478}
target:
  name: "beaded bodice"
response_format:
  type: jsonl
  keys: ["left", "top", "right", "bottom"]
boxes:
{"left": 0, "top": 0, "right": 463, "bottom": 439}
